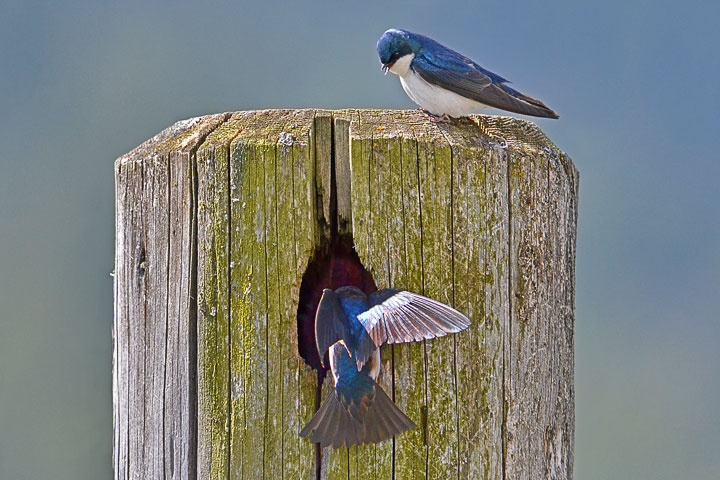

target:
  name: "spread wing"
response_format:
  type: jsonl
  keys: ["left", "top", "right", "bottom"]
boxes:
{"left": 413, "top": 50, "right": 559, "bottom": 119}
{"left": 358, "top": 289, "right": 470, "bottom": 347}
{"left": 315, "top": 289, "right": 350, "bottom": 368}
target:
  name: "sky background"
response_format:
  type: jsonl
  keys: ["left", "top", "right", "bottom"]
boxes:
{"left": 1, "top": 1, "right": 718, "bottom": 479}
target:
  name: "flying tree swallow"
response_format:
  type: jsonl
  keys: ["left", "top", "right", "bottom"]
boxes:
{"left": 377, "top": 28, "right": 559, "bottom": 120}
{"left": 300, "top": 286, "right": 470, "bottom": 447}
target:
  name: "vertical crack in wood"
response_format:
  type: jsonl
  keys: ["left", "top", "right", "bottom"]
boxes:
{"left": 163, "top": 153, "right": 171, "bottom": 480}
{"left": 263, "top": 142, "right": 270, "bottom": 480}
{"left": 434, "top": 123, "right": 461, "bottom": 480}
{"left": 346, "top": 448, "right": 350, "bottom": 480}
{"left": 139, "top": 161, "right": 147, "bottom": 480}
{"left": 368, "top": 128, "right": 373, "bottom": 274}
{"left": 329, "top": 115, "right": 338, "bottom": 243}
{"left": 226, "top": 122, "right": 248, "bottom": 480}
{"left": 125, "top": 162, "right": 133, "bottom": 479}
{"left": 391, "top": 343, "right": 396, "bottom": 480}
{"left": 502, "top": 149, "right": 511, "bottom": 480}
{"left": 367, "top": 128, "right": 375, "bottom": 480}
{"left": 186, "top": 113, "right": 231, "bottom": 480}
{"left": 244, "top": 141, "right": 254, "bottom": 480}
{"left": 312, "top": 114, "right": 324, "bottom": 480}
{"left": 364, "top": 125, "right": 373, "bottom": 474}
{"left": 189, "top": 150, "right": 201, "bottom": 480}
{"left": 483, "top": 146, "right": 495, "bottom": 480}
{"left": 189, "top": 149, "right": 200, "bottom": 480}
{"left": 413, "top": 136, "right": 430, "bottom": 479}
{"left": 391, "top": 133, "right": 407, "bottom": 480}
{"left": 290, "top": 135, "right": 305, "bottom": 480}
{"left": 378, "top": 133, "right": 396, "bottom": 480}
{"left": 312, "top": 112, "right": 337, "bottom": 480}
{"left": 224, "top": 142, "right": 233, "bottom": 480}
{"left": 275, "top": 141, "right": 285, "bottom": 480}
{"left": 449, "top": 146, "right": 461, "bottom": 480}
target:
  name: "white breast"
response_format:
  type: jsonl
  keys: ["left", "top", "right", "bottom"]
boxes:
{"left": 389, "top": 53, "right": 415, "bottom": 76}
{"left": 388, "top": 53, "right": 487, "bottom": 117}
{"left": 329, "top": 342, "right": 344, "bottom": 383}
{"left": 400, "top": 71, "right": 487, "bottom": 117}
{"left": 367, "top": 348, "right": 381, "bottom": 380}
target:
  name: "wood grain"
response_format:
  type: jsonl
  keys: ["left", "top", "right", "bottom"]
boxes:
{"left": 114, "top": 114, "right": 229, "bottom": 480}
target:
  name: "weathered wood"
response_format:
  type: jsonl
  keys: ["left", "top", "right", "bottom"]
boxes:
{"left": 114, "top": 113, "right": 229, "bottom": 480}
{"left": 114, "top": 109, "right": 578, "bottom": 480}
{"left": 451, "top": 121, "right": 507, "bottom": 480}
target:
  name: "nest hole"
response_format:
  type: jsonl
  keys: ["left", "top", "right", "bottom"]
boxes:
{"left": 296, "top": 235, "right": 376, "bottom": 376}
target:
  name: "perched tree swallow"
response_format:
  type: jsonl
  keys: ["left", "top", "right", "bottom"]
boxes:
{"left": 377, "top": 28, "right": 559, "bottom": 119}
{"left": 300, "top": 286, "right": 470, "bottom": 447}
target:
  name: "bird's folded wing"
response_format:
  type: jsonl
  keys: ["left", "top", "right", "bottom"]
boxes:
{"left": 413, "top": 53, "right": 494, "bottom": 98}
{"left": 315, "top": 289, "right": 349, "bottom": 367}
{"left": 414, "top": 54, "right": 558, "bottom": 118}
{"left": 358, "top": 289, "right": 470, "bottom": 346}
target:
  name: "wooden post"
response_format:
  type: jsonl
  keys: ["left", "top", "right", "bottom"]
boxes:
{"left": 114, "top": 109, "right": 578, "bottom": 480}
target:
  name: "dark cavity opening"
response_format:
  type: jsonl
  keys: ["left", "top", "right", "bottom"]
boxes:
{"left": 296, "top": 234, "right": 376, "bottom": 377}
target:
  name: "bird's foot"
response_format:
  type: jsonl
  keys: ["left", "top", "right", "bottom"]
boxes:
{"left": 418, "top": 109, "right": 454, "bottom": 124}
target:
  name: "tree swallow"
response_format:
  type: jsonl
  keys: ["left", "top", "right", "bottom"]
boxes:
{"left": 377, "top": 28, "right": 559, "bottom": 119}
{"left": 300, "top": 286, "right": 470, "bottom": 447}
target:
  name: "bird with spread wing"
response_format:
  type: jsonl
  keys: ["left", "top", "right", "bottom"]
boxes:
{"left": 300, "top": 286, "right": 470, "bottom": 448}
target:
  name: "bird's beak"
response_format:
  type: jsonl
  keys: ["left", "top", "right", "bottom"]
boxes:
{"left": 381, "top": 64, "right": 391, "bottom": 75}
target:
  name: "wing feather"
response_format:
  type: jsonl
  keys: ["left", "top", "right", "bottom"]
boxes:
{"left": 314, "top": 289, "right": 349, "bottom": 368}
{"left": 359, "top": 290, "right": 471, "bottom": 347}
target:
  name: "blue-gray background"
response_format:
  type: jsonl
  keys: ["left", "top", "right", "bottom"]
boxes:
{"left": 1, "top": 1, "right": 718, "bottom": 478}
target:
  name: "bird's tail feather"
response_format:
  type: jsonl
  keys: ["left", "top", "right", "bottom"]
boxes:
{"left": 363, "top": 383, "right": 416, "bottom": 444}
{"left": 299, "top": 389, "right": 362, "bottom": 448}
{"left": 299, "top": 383, "right": 416, "bottom": 448}
{"left": 300, "top": 390, "right": 364, "bottom": 448}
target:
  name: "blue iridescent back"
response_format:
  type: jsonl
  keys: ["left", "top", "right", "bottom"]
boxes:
{"left": 334, "top": 345, "right": 375, "bottom": 403}
{"left": 339, "top": 297, "right": 370, "bottom": 345}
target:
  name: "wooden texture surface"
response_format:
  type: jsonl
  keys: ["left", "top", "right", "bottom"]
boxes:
{"left": 114, "top": 109, "right": 578, "bottom": 480}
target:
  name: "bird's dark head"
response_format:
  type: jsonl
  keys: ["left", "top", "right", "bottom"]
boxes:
{"left": 377, "top": 29, "right": 420, "bottom": 73}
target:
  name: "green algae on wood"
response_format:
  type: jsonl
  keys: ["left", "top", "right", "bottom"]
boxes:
{"left": 449, "top": 120, "right": 507, "bottom": 480}
{"left": 392, "top": 135, "right": 428, "bottom": 480}
{"left": 418, "top": 134, "right": 459, "bottom": 480}
{"left": 197, "top": 126, "right": 232, "bottom": 480}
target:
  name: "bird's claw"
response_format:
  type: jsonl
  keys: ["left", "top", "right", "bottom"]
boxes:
{"left": 418, "top": 109, "right": 454, "bottom": 124}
